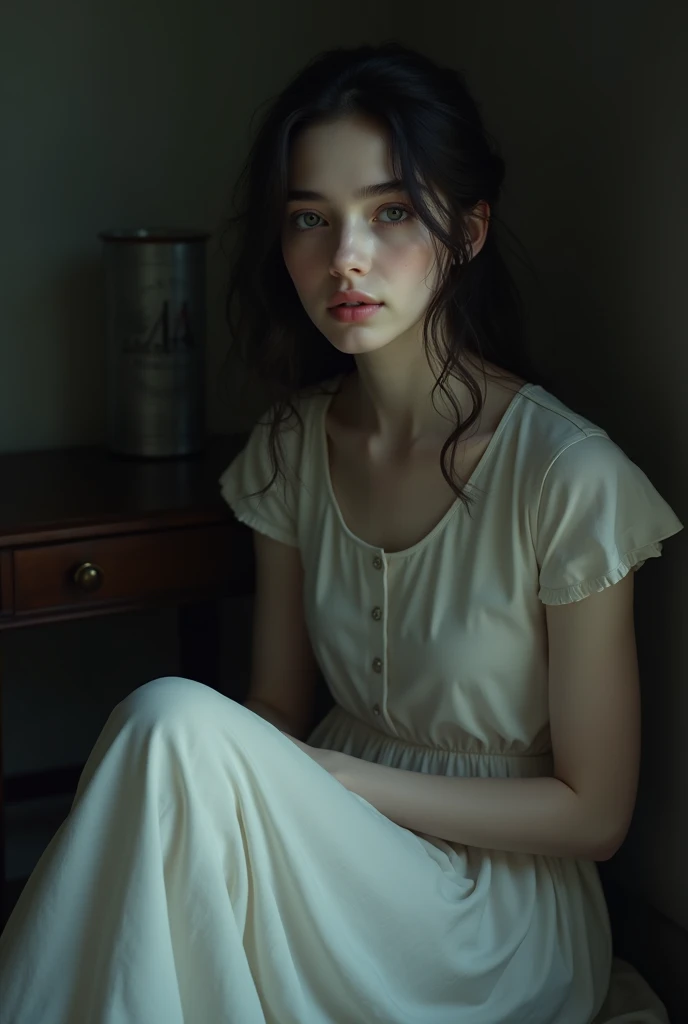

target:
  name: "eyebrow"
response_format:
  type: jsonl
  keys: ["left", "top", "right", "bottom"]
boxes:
{"left": 286, "top": 178, "right": 407, "bottom": 202}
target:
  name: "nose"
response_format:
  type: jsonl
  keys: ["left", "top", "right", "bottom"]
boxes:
{"left": 329, "top": 225, "right": 373, "bottom": 278}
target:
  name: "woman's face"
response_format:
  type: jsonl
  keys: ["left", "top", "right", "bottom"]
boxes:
{"left": 281, "top": 114, "right": 449, "bottom": 357}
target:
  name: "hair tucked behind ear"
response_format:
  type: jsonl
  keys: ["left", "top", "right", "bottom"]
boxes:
{"left": 220, "top": 41, "right": 546, "bottom": 512}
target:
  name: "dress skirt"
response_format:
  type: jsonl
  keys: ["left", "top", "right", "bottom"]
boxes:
{"left": 0, "top": 677, "right": 668, "bottom": 1023}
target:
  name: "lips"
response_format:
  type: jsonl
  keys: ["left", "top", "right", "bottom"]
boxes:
{"left": 327, "top": 302, "right": 384, "bottom": 323}
{"left": 327, "top": 290, "right": 381, "bottom": 308}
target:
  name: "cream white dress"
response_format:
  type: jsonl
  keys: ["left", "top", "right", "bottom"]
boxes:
{"left": 0, "top": 377, "right": 683, "bottom": 1023}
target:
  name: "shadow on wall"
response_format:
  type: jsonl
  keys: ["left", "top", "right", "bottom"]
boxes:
{"left": 1, "top": 251, "right": 105, "bottom": 454}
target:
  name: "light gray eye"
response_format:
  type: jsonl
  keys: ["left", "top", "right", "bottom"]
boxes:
{"left": 294, "top": 212, "right": 322, "bottom": 230}
{"left": 379, "top": 206, "right": 409, "bottom": 224}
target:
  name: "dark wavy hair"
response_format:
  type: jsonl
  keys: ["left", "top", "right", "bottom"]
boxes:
{"left": 221, "top": 41, "right": 545, "bottom": 511}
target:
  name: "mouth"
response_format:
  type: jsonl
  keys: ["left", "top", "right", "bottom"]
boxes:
{"left": 327, "top": 302, "right": 384, "bottom": 323}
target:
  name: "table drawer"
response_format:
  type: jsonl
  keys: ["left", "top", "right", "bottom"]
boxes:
{"left": 13, "top": 523, "right": 251, "bottom": 614}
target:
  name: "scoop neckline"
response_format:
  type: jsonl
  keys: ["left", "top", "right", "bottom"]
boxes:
{"left": 319, "top": 377, "right": 535, "bottom": 558}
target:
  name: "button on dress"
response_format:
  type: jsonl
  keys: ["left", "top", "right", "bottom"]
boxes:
{"left": 0, "top": 376, "right": 682, "bottom": 1023}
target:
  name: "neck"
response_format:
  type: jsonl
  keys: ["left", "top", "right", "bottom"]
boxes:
{"left": 351, "top": 342, "right": 485, "bottom": 448}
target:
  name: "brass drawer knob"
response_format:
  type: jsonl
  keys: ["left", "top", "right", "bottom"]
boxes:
{"left": 72, "top": 561, "right": 105, "bottom": 591}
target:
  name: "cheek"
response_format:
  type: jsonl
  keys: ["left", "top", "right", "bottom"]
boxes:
{"left": 385, "top": 240, "right": 437, "bottom": 287}
{"left": 281, "top": 240, "right": 319, "bottom": 293}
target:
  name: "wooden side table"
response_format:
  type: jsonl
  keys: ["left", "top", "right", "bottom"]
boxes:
{"left": 0, "top": 433, "right": 253, "bottom": 902}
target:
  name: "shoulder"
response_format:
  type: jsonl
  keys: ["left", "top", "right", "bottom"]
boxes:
{"left": 514, "top": 384, "right": 613, "bottom": 478}
{"left": 218, "top": 377, "right": 341, "bottom": 546}
{"left": 520, "top": 388, "right": 683, "bottom": 604}
{"left": 242, "top": 374, "right": 343, "bottom": 457}
{"left": 515, "top": 385, "right": 667, "bottom": 502}
{"left": 511, "top": 385, "right": 672, "bottom": 526}
{"left": 271, "top": 374, "right": 345, "bottom": 436}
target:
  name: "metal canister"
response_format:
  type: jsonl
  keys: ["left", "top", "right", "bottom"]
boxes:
{"left": 99, "top": 227, "right": 210, "bottom": 458}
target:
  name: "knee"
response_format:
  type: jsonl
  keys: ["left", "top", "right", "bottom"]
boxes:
{"left": 112, "top": 676, "right": 234, "bottom": 734}
{"left": 77, "top": 677, "right": 246, "bottom": 806}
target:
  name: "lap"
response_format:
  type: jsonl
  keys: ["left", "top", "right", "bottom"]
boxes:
{"left": 2, "top": 676, "right": 616, "bottom": 1023}
{"left": 108, "top": 675, "right": 445, "bottom": 888}
{"left": 103, "top": 677, "right": 476, "bottom": 1002}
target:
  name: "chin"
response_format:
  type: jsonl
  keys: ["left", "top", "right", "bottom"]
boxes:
{"left": 315, "top": 316, "right": 398, "bottom": 355}
{"left": 324, "top": 332, "right": 397, "bottom": 356}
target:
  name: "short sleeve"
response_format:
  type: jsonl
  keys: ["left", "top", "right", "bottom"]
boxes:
{"left": 218, "top": 410, "right": 302, "bottom": 548}
{"left": 535, "top": 433, "right": 684, "bottom": 605}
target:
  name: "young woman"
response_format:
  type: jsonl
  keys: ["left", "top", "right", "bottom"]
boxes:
{"left": 1, "top": 42, "right": 683, "bottom": 1024}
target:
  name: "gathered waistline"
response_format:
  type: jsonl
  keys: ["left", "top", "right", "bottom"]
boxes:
{"left": 318, "top": 703, "right": 552, "bottom": 762}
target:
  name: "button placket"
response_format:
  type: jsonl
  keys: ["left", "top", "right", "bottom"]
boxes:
{"left": 371, "top": 551, "right": 386, "bottom": 718}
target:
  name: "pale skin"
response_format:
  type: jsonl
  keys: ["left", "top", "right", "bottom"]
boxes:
{"left": 246, "top": 112, "right": 640, "bottom": 862}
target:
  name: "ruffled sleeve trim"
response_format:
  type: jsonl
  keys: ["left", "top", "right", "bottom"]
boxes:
{"left": 538, "top": 541, "right": 664, "bottom": 605}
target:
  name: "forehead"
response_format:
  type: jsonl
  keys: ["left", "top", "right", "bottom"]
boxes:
{"left": 287, "top": 114, "right": 395, "bottom": 189}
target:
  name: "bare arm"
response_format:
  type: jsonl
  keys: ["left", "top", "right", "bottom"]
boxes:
{"left": 244, "top": 698, "right": 296, "bottom": 735}
{"left": 243, "top": 531, "right": 319, "bottom": 741}
{"left": 336, "top": 572, "right": 641, "bottom": 860}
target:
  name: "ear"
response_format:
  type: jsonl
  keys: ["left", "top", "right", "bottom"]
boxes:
{"left": 466, "top": 201, "right": 490, "bottom": 259}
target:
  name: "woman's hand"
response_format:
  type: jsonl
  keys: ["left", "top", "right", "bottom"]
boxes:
{"left": 280, "top": 732, "right": 349, "bottom": 780}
